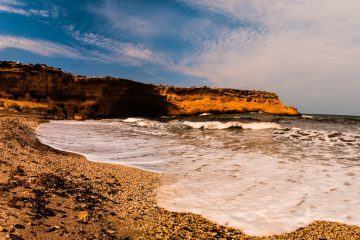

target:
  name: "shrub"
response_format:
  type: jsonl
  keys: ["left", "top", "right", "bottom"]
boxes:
{"left": 0, "top": 61, "right": 11, "bottom": 68}
{"left": 31, "top": 64, "right": 43, "bottom": 71}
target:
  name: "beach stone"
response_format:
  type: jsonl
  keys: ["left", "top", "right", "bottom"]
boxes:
{"left": 47, "top": 226, "right": 57, "bottom": 232}
{"left": 77, "top": 211, "right": 89, "bottom": 221}
{"left": 3, "top": 112, "right": 360, "bottom": 240}
{"left": 46, "top": 225, "right": 61, "bottom": 232}
{"left": 14, "top": 224, "right": 25, "bottom": 229}
{"left": 106, "top": 229, "right": 115, "bottom": 234}
{"left": 9, "top": 234, "right": 25, "bottom": 240}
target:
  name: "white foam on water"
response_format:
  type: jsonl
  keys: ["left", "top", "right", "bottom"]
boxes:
{"left": 241, "top": 122, "right": 281, "bottom": 130}
{"left": 273, "top": 127, "right": 360, "bottom": 150}
{"left": 36, "top": 120, "right": 172, "bottom": 172}
{"left": 122, "top": 117, "right": 145, "bottom": 123}
{"left": 35, "top": 118, "right": 360, "bottom": 236}
{"left": 183, "top": 121, "right": 281, "bottom": 130}
{"left": 157, "top": 149, "right": 360, "bottom": 235}
{"left": 301, "top": 115, "right": 314, "bottom": 119}
{"left": 122, "top": 117, "right": 164, "bottom": 128}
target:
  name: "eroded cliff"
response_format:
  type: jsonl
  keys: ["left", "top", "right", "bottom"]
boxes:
{"left": 156, "top": 86, "right": 298, "bottom": 116}
{"left": 0, "top": 61, "right": 299, "bottom": 119}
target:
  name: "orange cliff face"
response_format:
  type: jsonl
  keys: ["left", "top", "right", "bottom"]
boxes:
{"left": 156, "top": 86, "right": 299, "bottom": 116}
{"left": 0, "top": 61, "right": 299, "bottom": 119}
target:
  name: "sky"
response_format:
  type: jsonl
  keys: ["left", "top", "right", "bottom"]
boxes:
{"left": 0, "top": 0, "right": 359, "bottom": 115}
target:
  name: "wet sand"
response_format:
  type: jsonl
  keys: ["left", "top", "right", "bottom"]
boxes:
{"left": 1, "top": 110, "right": 360, "bottom": 239}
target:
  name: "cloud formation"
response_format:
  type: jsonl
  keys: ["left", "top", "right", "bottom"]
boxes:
{"left": 1, "top": 0, "right": 359, "bottom": 114}
{"left": 0, "top": 35, "right": 83, "bottom": 59}
{"left": 0, "top": 0, "right": 51, "bottom": 17}
{"left": 67, "top": 28, "right": 170, "bottom": 67}
{"left": 179, "top": 0, "right": 360, "bottom": 114}
{"left": 0, "top": 0, "right": 23, "bottom": 6}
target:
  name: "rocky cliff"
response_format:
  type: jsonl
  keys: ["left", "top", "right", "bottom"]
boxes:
{"left": 0, "top": 61, "right": 299, "bottom": 119}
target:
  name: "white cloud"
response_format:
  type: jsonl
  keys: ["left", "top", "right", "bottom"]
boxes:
{"left": 0, "top": 4, "right": 27, "bottom": 15}
{"left": 179, "top": 0, "right": 360, "bottom": 114}
{"left": 0, "top": 0, "right": 51, "bottom": 17}
{"left": 122, "top": 46, "right": 153, "bottom": 61}
{"left": 0, "top": 35, "right": 83, "bottom": 59}
{"left": 28, "top": 9, "right": 50, "bottom": 17}
{"left": 68, "top": 29, "right": 170, "bottom": 67}
{"left": 91, "top": 1, "right": 167, "bottom": 39}
{"left": 91, "top": 0, "right": 225, "bottom": 46}
{"left": 0, "top": 0, "right": 23, "bottom": 6}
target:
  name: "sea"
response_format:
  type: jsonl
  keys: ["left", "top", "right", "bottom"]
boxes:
{"left": 35, "top": 113, "right": 360, "bottom": 236}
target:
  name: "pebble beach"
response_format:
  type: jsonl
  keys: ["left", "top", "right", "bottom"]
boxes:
{"left": 1, "top": 111, "right": 360, "bottom": 240}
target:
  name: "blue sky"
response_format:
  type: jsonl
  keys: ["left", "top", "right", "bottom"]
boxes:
{"left": 0, "top": 0, "right": 359, "bottom": 115}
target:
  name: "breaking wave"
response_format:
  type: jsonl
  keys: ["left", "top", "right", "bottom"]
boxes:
{"left": 301, "top": 115, "right": 314, "bottom": 119}
{"left": 182, "top": 121, "right": 281, "bottom": 130}
{"left": 36, "top": 113, "right": 360, "bottom": 236}
{"left": 273, "top": 127, "right": 360, "bottom": 148}
{"left": 122, "top": 118, "right": 281, "bottom": 130}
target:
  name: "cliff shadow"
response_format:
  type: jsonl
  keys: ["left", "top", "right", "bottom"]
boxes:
{"left": 92, "top": 81, "right": 179, "bottom": 118}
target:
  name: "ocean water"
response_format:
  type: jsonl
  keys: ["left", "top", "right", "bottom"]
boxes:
{"left": 36, "top": 113, "right": 360, "bottom": 236}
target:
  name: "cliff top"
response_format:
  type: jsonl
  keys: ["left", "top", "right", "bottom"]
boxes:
{"left": 0, "top": 61, "right": 278, "bottom": 98}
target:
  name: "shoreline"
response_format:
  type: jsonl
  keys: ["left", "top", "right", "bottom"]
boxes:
{"left": 1, "top": 110, "right": 360, "bottom": 239}
{"left": 36, "top": 134, "right": 162, "bottom": 175}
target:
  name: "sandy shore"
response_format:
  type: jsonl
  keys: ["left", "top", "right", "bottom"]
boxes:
{"left": 1, "top": 111, "right": 360, "bottom": 239}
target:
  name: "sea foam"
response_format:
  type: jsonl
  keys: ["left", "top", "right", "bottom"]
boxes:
{"left": 182, "top": 121, "right": 281, "bottom": 130}
{"left": 36, "top": 116, "right": 360, "bottom": 236}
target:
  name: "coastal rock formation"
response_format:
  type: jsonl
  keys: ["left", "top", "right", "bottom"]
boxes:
{"left": 0, "top": 61, "right": 299, "bottom": 119}
{"left": 156, "top": 86, "right": 298, "bottom": 116}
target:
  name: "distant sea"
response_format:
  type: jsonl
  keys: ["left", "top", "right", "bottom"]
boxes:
{"left": 36, "top": 113, "right": 360, "bottom": 236}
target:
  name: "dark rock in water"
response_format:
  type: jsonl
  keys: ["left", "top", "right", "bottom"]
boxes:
{"left": 9, "top": 234, "right": 25, "bottom": 240}
{"left": 339, "top": 137, "right": 355, "bottom": 143}
{"left": 328, "top": 132, "right": 342, "bottom": 138}
{"left": 290, "top": 134, "right": 301, "bottom": 139}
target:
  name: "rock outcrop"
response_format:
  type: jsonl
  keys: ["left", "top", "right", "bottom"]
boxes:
{"left": 0, "top": 61, "right": 299, "bottom": 119}
{"left": 156, "top": 86, "right": 299, "bottom": 116}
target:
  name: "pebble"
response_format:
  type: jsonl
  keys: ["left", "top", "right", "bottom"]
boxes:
{"left": 77, "top": 211, "right": 89, "bottom": 221}
{"left": 14, "top": 224, "right": 25, "bottom": 229}
{"left": 47, "top": 226, "right": 60, "bottom": 232}
{"left": 2, "top": 112, "right": 360, "bottom": 240}
{"left": 9, "top": 234, "right": 24, "bottom": 240}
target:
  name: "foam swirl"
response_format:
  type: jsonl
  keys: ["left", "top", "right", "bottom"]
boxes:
{"left": 182, "top": 121, "right": 281, "bottom": 130}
